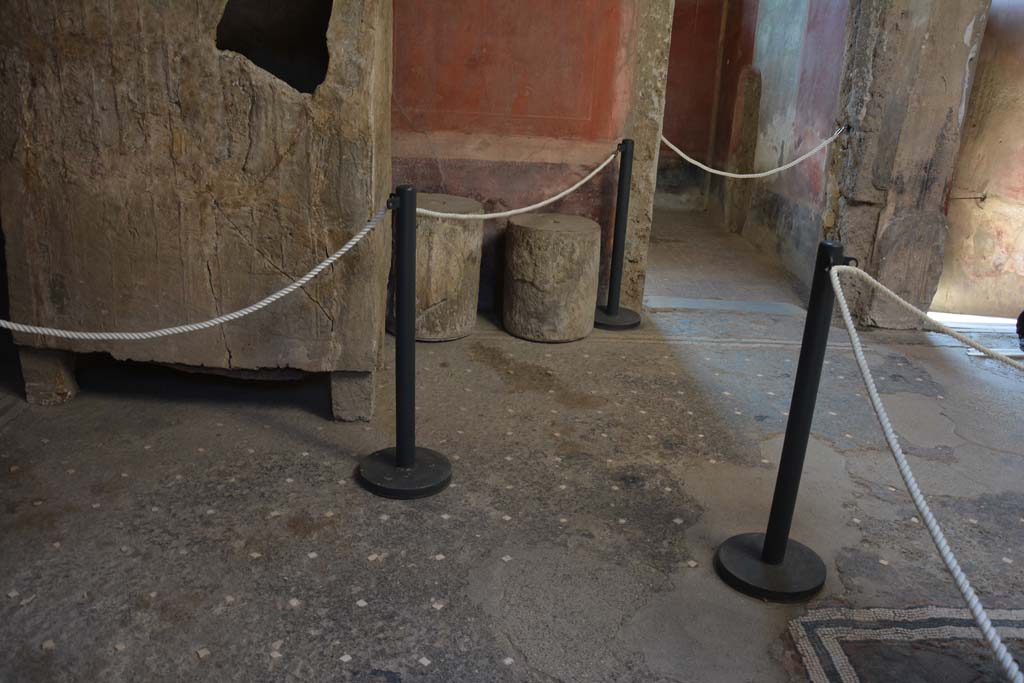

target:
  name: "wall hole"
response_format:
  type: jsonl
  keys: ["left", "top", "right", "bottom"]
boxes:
{"left": 216, "top": 0, "right": 332, "bottom": 94}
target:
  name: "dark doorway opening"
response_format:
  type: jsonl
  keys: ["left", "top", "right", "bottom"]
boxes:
{"left": 216, "top": 0, "right": 332, "bottom": 94}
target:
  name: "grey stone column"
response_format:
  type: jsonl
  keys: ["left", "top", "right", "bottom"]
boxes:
{"left": 828, "top": 0, "right": 990, "bottom": 327}
{"left": 620, "top": 0, "right": 676, "bottom": 311}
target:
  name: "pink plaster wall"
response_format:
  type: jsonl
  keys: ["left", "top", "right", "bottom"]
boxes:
{"left": 933, "top": 0, "right": 1024, "bottom": 317}
{"left": 393, "top": 0, "right": 633, "bottom": 141}
{"left": 786, "top": 1, "right": 848, "bottom": 205}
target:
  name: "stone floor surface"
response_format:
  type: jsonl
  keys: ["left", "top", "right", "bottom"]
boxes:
{"left": 1, "top": 209, "right": 1022, "bottom": 682}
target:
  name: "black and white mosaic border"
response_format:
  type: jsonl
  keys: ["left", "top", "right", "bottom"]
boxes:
{"left": 789, "top": 607, "right": 1024, "bottom": 683}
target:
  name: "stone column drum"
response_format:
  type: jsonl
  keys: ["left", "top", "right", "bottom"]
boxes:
{"left": 387, "top": 194, "right": 484, "bottom": 341}
{"left": 503, "top": 213, "right": 600, "bottom": 342}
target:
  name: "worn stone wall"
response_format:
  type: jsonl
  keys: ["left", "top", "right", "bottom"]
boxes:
{"left": 0, "top": 0, "right": 391, "bottom": 371}
{"left": 932, "top": 0, "right": 1024, "bottom": 318}
{"left": 620, "top": 0, "right": 676, "bottom": 311}
{"left": 828, "top": 0, "right": 990, "bottom": 327}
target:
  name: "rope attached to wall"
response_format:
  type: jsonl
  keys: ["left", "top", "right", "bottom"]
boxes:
{"left": 661, "top": 125, "right": 846, "bottom": 179}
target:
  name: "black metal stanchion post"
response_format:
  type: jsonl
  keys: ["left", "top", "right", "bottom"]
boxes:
{"left": 357, "top": 186, "right": 452, "bottom": 499}
{"left": 595, "top": 138, "right": 641, "bottom": 330}
{"left": 713, "top": 240, "right": 844, "bottom": 602}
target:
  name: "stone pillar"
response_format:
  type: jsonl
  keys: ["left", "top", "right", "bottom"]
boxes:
{"left": 503, "top": 214, "right": 601, "bottom": 343}
{"left": 722, "top": 66, "right": 762, "bottom": 234}
{"left": 828, "top": 0, "right": 991, "bottom": 327}
{"left": 620, "top": 0, "right": 676, "bottom": 311}
{"left": 330, "top": 370, "right": 375, "bottom": 422}
{"left": 18, "top": 348, "right": 78, "bottom": 406}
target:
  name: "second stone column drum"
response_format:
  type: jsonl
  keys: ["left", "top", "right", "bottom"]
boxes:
{"left": 502, "top": 213, "right": 601, "bottom": 342}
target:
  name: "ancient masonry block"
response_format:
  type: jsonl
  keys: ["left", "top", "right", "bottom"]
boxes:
{"left": 0, "top": 0, "right": 393, "bottom": 417}
{"left": 503, "top": 214, "right": 601, "bottom": 342}
{"left": 330, "top": 371, "right": 375, "bottom": 422}
{"left": 388, "top": 193, "right": 484, "bottom": 341}
{"left": 18, "top": 348, "right": 78, "bottom": 406}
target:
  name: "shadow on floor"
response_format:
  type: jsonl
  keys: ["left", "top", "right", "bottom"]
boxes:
{"left": 77, "top": 355, "right": 334, "bottom": 420}
{"left": 0, "top": 333, "right": 334, "bottom": 422}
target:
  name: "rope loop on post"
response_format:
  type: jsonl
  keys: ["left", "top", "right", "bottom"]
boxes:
{"left": 830, "top": 264, "right": 1023, "bottom": 683}
{"left": 661, "top": 125, "right": 846, "bottom": 179}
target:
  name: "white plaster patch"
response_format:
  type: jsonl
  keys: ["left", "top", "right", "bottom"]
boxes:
{"left": 963, "top": 16, "right": 975, "bottom": 46}
{"left": 960, "top": 15, "right": 982, "bottom": 128}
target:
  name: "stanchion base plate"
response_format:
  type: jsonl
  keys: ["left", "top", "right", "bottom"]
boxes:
{"left": 357, "top": 447, "right": 452, "bottom": 500}
{"left": 594, "top": 305, "right": 641, "bottom": 330}
{"left": 714, "top": 532, "right": 826, "bottom": 603}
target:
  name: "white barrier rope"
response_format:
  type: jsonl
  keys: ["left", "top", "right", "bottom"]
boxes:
{"left": 661, "top": 125, "right": 846, "bottom": 179}
{"left": 833, "top": 266, "right": 1024, "bottom": 373}
{"left": 0, "top": 207, "right": 388, "bottom": 341}
{"left": 831, "top": 265, "right": 1023, "bottom": 683}
{"left": 415, "top": 151, "right": 618, "bottom": 220}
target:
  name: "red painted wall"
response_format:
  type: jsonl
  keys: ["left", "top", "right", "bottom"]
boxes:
{"left": 713, "top": 0, "right": 759, "bottom": 165}
{"left": 661, "top": 0, "right": 727, "bottom": 162}
{"left": 393, "top": 0, "right": 632, "bottom": 141}
{"left": 690, "top": 0, "right": 847, "bottom": 214}
{"left": 391, "top": 0, "right": 638, "bottom": 310}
